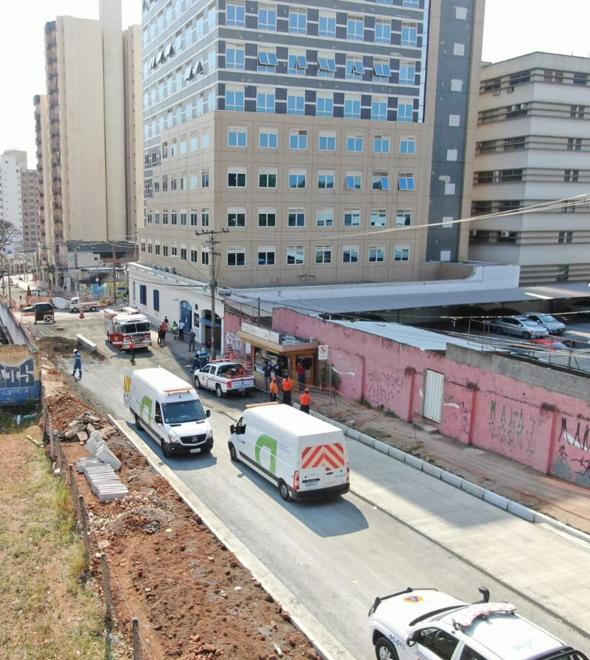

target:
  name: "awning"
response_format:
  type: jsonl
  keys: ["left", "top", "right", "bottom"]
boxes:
{"left": 237, "top": 330, "right": 317, "bottom": 354}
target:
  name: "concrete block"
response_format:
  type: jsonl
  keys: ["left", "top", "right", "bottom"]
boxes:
{"left": 87, "top": 431, "right": 105, "bottom": 456}
{"left": 460, "top": 480, "right": 485, "bottom": 499}
{"left": 388, "top": 446, "right": 407, "bottom": 463}
{"left": 357, "top": 433, "right": 374, "bottom": 448}
{"left": 405, "top": 454, "right": 424, "bottom": 471}
{"left": 483, "top": 489, "right": 509, "bottom": 511}
{"left": 507, "top": 500, "right": 536, "bottom": 523}
{"left": 373, "top": 439, "right": 390, "bottom": 455}
{"left": 422, "top": 462, "right": 442, "bottom": 479}
{"left": 441, "top": 470, "right": 463, "bottom": 489}
{"left": 77, "top": 431, "right": 88, "bottom": 443}
{"left": 76, "top": 457, "right": 102, "bottom": 474}
{"left": 95, "top": 444, "right": 122, "bottom": 471}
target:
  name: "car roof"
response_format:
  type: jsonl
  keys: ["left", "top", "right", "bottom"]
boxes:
{"left": 373, "top": 589, "right": 465, "bottom": 627}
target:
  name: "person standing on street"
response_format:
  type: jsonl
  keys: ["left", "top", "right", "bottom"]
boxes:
{"left": 282, "top": 374, "right": 293, "bottom": 405}
{"left": 263, "top": 360, "right": 272, "bottom": 391}
{"left": 269, "top": 375, "right": 279, "bottom": 402}
{"left": 172, "top": 321, "right": 178, "bottom": 339}
{"left": 299, "top": 388, "right": 312, "bottom": 414}
{"left": 178, "top": 319, "right": 185, "bottom": 341}
{"left": 72, "top": 349, "right": 82, "bottom": 380}
{"left": 296, "top": 361, "right": 306, "bottom": 389}
{"left": 187, "top": 329, "right": 196, "bottom": 352}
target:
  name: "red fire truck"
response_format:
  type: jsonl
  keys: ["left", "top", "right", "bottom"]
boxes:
{"left": 104, "top": 308, "right": 152, "bottom": 351}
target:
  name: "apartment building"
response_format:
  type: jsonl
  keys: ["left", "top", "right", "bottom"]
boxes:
{"left": 35, "top": 0, "right": 143, "bottom": 281}
{"left": 136, "top": 0, "right": 485, "bottom": 295}
{"left": 0, "top": 150, "right": 28, "bottom": 253}
{"left": 470, "top": 52, "right": 590, "bottom": 285}
{"left": 20, "top": 169, "right": 39, "bottom": 251}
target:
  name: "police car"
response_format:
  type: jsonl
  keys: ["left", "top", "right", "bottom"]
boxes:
{"left": 369, "top": 587, "right": 588, "bottom": 660}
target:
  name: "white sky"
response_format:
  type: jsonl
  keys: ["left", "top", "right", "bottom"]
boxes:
{"left": 1, "top": 0, "right": 589, "bottom": 166}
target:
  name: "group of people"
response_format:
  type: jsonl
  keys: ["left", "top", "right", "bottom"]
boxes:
{"left": 265, "top": 361, "right": 312, "bottom": 413}
{"left": 157, "top": 317, "right": 169, "bottom": 346}
{"left": 157, "top": 317, "right": 196, "bottom": 351}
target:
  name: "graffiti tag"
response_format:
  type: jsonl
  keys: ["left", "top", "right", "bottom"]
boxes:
{"left": 558, "top": 417, "right": 590, "bottom": 454}
{"left": 0, "top": 358, "right": 35, "bottom": 388}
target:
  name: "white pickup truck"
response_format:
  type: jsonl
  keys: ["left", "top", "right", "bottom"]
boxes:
{"left": 69, "top": 296, "right": 100, "bottom": 313}
{"left": 194, "top": 361, "right": 255, "bottom": 398}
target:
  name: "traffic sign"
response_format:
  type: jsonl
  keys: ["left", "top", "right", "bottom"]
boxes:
{"left": 318, "top": 344, "right": 329, "bottom": 361}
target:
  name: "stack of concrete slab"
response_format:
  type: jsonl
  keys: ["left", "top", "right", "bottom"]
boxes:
{"left": 76, "top": 431, "right": 127, "bottom": 502}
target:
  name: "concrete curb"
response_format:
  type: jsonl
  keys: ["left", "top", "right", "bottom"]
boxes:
{"left": 108, "top": 415, "right": 355, "bottom": 660}
{"left": 311, "top": 411, "right": 590, "bottom": 546}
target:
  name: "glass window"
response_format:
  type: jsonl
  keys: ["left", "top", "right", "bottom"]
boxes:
{"left": 201, "top": 169, "right": 209, "bottom": 187}
{"left": 226, "top": 88, "right": 244, "bottom": 111}
{"left": 317, "top": 171, "right": 335, "bottom": 189}
{"left": 226, "top": 3, "right": 245, "bottom": 27}
{"left": 374, "top": 135, "right": 391, "bottom": 153}
{"left": 343, "top": 246, "right": 359, "bottom": 263}
{"left": 227, "top": 248, "right": 246, "bottom": 266}
{"left": 288, "top": 209, "right": 305, "bottom": 227}
{"left": 289, "top": 129, "right": 308, "bottom": 150}
{"left": 258, "top": 50, "right": 278, "bottom": 71}
{"left": 288, "top": 53, "right": 308, "bottom": 75}
{"left": 289, "top": 10, "right": 307, "bottom": 34}
{"left": 394, "top": 246, "right": 411, "bottom": 262}
{"left": 372, "top": 173, "right": 390, "bottom": 190}
{"left": 317, "top": 95, "right": 333, "bottom": 117}
{"left": 375, "top": 20, "right": 391, "bottom": 44}
{"left": 400, "top": 61, "right": 416, "bottom": 84}
{"left": 374, "top": 62, "right": 392, "bottom": 78}
{"left": 347, "top": 16, "right": 364, "bottom": 40}
{"left": 257, "top": 90, "right": 275, "bottom": 113}
{"left": 347, "top": 135, "right": 364, "bottom": 152}
{"left": 346, "top": 59, "right": 364, "bottom": 81}
{"left": 258, "top": 209, "right": 276, "bottom": 227}
{"left": 318, "top": 55, "right": 336, "bottom": 78}
{"left": 344, "top": 210, "right": 361, "bottom": 226}
{"left": 228, "top": 127, "right": 247, "bottom": 147}
{"left": 227, "top": 209, "right": 246, "bottom": 227}
{"left": 396, "top": 210, "right": 412, "bottom": 226}
{"left": 371, "top": 209, "right": 388, "bottom": 227}
{"left": 287, "top": 93, "right": 305, "bottom": 115}
{"left": 226, "top": 43, "right": 245, "bottom": 69}
{"left": 289, "top": 171, "right": 307, "bottom": 189}
{"left": 398, "top": 174, "right": 416, "bottom": 191}
{"left": 345, "top": 173, "right": 362, "bottom": 190}
{"left": 398, "top": 102, "right": 414, "bottom": 122}
{"left": 369, "top": 247, "right": 385, "bottom": 263}
{"left": 228, "top": 169, "right": 246, "bottom": 187}
{"left": 287, "top": 246, "right": 305, "bottom": 265}
{"left": 402, "top": 24, "right": 418, "bottom": 46}
{"left": 257, "top": 247, "right": 276, "bottom": 266}
{"left": 315, "top": 246, "right": 332, "bottom": 264}
{"left": 201, "top": 209, "right": 209, "bottom": 226}
{"left": 400, "top": 137, "right": 416, "bottom": 154}
{"left": 413, "top": 627, "right": 458, "bottom": 658}
{"left": 402, "top": 0, "right": 420, "bottom": 7}
{"left": 372, "top": 98, "right": 387, "bottom": 120}
{"left": 319, "top": 13, "right": 336, "bottom": 37}
{"left": 258, "top": 5, "right": 276, "bottom": 31}
{"left": 316, "top": 208, "right": 334, "bottom": 227}
{"left": 319, "top": 133, "right": 336, "bottom": 151}
{"left": 344, "top": 97, "right": 361, "bottom": 119}
{"left": 259, "top": 168, "right": 277, "bottom": 188}
{"left": 259, "top": 128, "right": 278, "bottom": 148}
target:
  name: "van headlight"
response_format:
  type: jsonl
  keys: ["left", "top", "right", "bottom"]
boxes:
{"left": 168, "top": 433, "right": 179, "bottom": 444}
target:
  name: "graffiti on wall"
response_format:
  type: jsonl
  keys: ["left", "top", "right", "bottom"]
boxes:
{"left": 365, "top": 370, "right": 404, "bottom": 411}
{"left": 553, "top": 416, "right": 590, "bottom": 488}
{"left": 0, "top": 354, "right": 41, "bottom": 405}
{"left": 488, "top": 400, "right": 537, "bottom": 459}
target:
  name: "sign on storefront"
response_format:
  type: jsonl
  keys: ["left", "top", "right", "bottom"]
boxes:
{"left": 318, "top": 344, "right": 329, "bottom": 361}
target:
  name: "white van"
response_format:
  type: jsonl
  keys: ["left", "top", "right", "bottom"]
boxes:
{"left": 124, "top": 367, "right": 213, "bottom": 458}
{"left": 228, "top": 403, "right": 349, "bottom": 501}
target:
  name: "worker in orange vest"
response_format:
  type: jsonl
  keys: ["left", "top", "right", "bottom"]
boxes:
{"left": 299, "top": 388, "right": 312, "bottom": 414}
{"left": 282, "top": 374, "right": 294, "bottom": 405}
{"left": 269, "top": 375, "right": 279, "bottom": 402}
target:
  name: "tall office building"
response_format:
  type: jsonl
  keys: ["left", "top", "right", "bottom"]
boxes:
{"left": 35, "top": 0, "right": 143, "bottom": 278}
{"left": 470, "top": 52, "right": 590, "bottom": 284}
{"left": 0, "top": 150, "right": 31, "bottom": 253}
{"left": 137, "top": 0, "right": 485, "bottom": 291}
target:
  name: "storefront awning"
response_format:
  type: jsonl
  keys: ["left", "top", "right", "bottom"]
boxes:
{"left": 237, "top": 330, "right": 317, "bottom": 354}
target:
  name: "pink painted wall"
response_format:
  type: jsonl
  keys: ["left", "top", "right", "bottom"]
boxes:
{"left": 272, "top": 308, "right": 590, "bottom": 488}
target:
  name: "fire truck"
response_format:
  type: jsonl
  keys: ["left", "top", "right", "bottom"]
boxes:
{"left": 104, "top": 308, "right": 152, "bottom": 351}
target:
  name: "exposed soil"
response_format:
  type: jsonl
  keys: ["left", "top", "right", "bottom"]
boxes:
{"left": 44, "top": 370, "right": 318, "bottom": 659}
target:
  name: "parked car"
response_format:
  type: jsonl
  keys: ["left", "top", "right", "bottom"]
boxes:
{"left": 194, "top": 361, "right": 255, "bottom": 398}
{"left": 525, "top": 313, "right": 566, "bottom": 335}
{"left": 369, "top": 586, "right": 588, "bottom": 660}
{"left": 22, "top": 301, "right": 54, "bottom": 314}
{"left": 490, "top": 316, "right": 549, "bottom": 339}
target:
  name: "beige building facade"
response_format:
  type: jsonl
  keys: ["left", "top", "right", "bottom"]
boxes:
{"left": 35, "top": 0, "right": 143, "bottom": 280}
{"left": 137, "top": 0, "right": 485, "bottom": 292}
{"left": 470, "top": 52, "right": 590, "bottom": 284}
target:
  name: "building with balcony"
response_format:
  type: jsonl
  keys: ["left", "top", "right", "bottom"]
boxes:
{"left": 470, "top": 52, "right": 590, "bottom": 284}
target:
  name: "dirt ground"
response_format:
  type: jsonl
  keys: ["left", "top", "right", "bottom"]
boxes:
{"left": 44, "top": 371, "right": 318, "bottom": 659}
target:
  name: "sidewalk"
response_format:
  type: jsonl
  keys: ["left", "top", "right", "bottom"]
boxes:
{"left": 160, "top": 337, "right": 590, "bottom": 535}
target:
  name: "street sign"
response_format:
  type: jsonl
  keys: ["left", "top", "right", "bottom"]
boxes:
{"left": 318, "top": 344, "right": 329, "bottom": 361}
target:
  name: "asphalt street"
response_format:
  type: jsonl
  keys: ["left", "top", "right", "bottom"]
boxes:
{"left": 33, "top": 313, "right": 590, "bottom": 658}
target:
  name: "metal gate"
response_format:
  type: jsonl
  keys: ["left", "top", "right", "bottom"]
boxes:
{"left": 180, "top": 300, "right": 192, "bottom": 330}
{"left": 423, "top": 370, "right": 444, "bottom": 423}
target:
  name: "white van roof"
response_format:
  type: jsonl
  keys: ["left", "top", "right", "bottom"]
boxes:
{"left": 132, "top": 368, "right": 194, "bottom": 397}
{"left": 243, "top": 403, "right": 340, "bottom": 437}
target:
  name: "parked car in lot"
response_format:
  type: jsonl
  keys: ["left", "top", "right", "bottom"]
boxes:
{"left": 194, "top": 361, "right": 255, "bottom": 397}
{"left": 22, "top": 301, "right": 54, "bottom": 314}
{"left": 369, "top": 586, "right": 588, "bottom": 660}
{"left": 525, "top": 313, "right": 566, "bottom": 335}
{"left": 490, "top": 316, "right": 549, "bottom": 339}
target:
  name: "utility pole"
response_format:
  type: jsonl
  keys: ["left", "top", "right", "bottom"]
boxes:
{"left": 111, "top": 243, "right": 117, "bottom": 306}
{"left": 195, "top": 228, "right": 228, "bottom": 360}
{"left": 7, "top": 261, "right": 12, "bottom": 307}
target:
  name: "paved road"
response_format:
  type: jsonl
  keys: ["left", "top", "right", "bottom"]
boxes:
{"left": 33, "top": 315, "right": 589, "bottom": 658}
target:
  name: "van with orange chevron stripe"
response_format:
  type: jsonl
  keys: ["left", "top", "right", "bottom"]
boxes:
{"left": 228, "top": 402, "right": 350, "bottom": 501}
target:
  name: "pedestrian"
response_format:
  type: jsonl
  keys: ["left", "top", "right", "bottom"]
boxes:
{"left": 172, "top": 320, "right": 178, "bottom": 339}
{"left": 282, "top": 374, "right": 293, "bottom": 406}
{"left": 163, "top": 316, "right": 169, "bottom": 331}
{"left": 187, "top": 329, "right": 196, "bottom": 352}
{"left": 178, "top": 319, "right": 185, "bottom": 341}
{"left": 263, "top": 360, "right": 272, "bottom": 391}
{"left": 299, "top": 388, "right": 312, "bottom": 414}
{"left": 72, "top": 349, "right": 82, "bottom": 380}
{"left": 269, "top": 375, "right": 279, "bottom": 402}
{"left": 296, "top": 361, "right": 306, "bottom": 389}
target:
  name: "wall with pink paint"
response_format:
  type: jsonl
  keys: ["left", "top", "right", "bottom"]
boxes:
{"left": 272, "top": 308, "right": 590, "bottom": 488}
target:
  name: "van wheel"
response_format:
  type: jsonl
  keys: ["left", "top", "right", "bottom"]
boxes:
{"left": 374, "top": 638, "right": 398, "bottom": 660}
{"left": 195, "top": 376, "right": 203, "bottom": 389}
{"left": 228, "top": 443, "right": 238, "bottom": 461}
{"left": 279, "top": 481, "right": 291, "bottom": 502}
{"left": 161, "top": 438, "right": 172, "bottom": 458}
{"left": 215, "top": 384, "right": 223, "bottom": 398}
{"left": 523, "top": 331, "right": 531, "bottom": 339}
{"left": 134, "top": 413, "right": 141, "bottom": 429}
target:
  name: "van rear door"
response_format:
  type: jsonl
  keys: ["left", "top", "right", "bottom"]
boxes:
{"left": 299, "top": 437, "right": 348, "bottom": 493}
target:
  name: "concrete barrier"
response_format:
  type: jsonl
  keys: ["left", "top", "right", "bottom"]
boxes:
{"left": 76, "top": 334, "right": 97, "bottom": 353}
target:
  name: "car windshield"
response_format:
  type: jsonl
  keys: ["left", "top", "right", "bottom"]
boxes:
{"left": 122, "top": 322, "right": 150, "bottom": 333}
{"left": 522, "top": 320, "right": 539, "bottom": 326}
{"left": 539, "top": 315, "right": 557, "bottom": 323}
{"left": 162, "top": 399, "right": 206, "bottom": 424}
